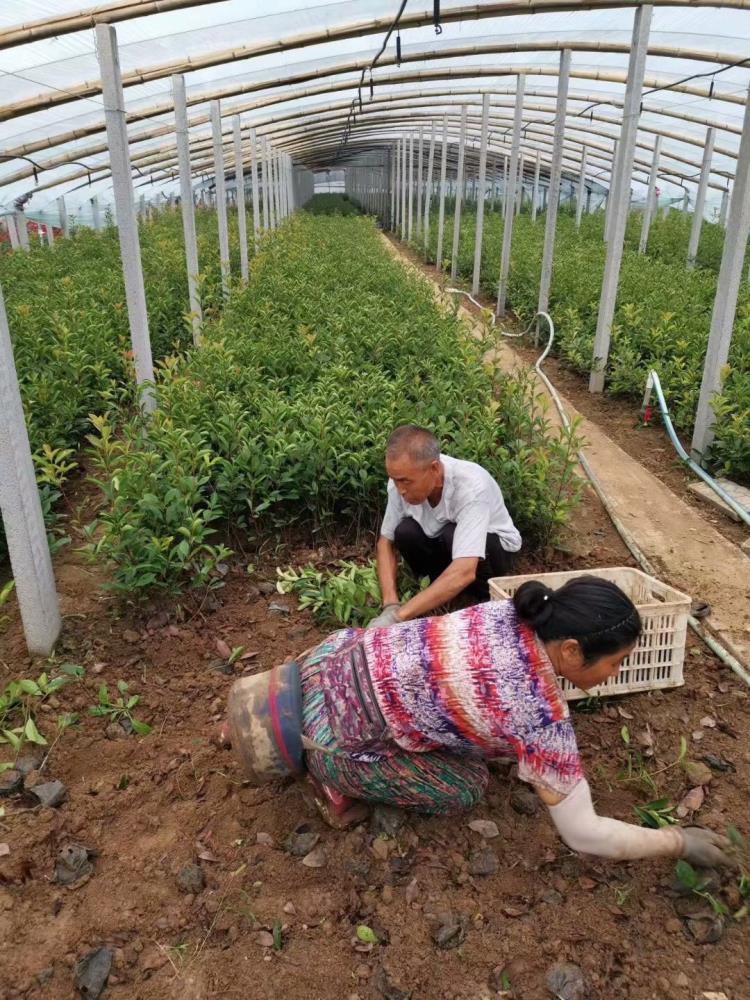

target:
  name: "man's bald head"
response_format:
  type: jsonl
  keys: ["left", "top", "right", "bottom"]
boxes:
{"left": 386, "top": 425, "right": 440, "bottom": 467}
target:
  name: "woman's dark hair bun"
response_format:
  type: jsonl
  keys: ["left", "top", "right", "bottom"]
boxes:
{"left": 513, "top": 580, "right": 555, "bottom": 628}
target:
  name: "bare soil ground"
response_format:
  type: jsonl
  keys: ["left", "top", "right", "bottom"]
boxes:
{"left": 2, "top": 489, "right": 750, "bottom": 1000}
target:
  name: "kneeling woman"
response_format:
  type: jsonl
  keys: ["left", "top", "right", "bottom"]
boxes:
{"left": 234, "top": 577, "right": 732, "bottom": 868}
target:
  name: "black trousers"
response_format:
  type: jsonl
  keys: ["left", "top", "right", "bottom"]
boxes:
{"left": 393, "top": 517, "right": 515, "bottom": 601}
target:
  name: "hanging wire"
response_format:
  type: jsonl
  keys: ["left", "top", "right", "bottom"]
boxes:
{"left": 336, "top": 0, "right": 409, "bottom": 160}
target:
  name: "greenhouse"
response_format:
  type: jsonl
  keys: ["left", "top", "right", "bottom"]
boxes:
{"left": 1, "top": 2, "right": 750, "bottom": 997}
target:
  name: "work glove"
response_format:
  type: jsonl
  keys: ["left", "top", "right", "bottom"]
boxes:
{"left": 367, "top": 603, "right": 402, "bottom": 630}
{"left": 680, "top": 827, "right": 738, "bottom": 868}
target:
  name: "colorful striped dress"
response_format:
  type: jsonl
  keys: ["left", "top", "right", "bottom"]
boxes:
{"left": 301, "top": 599, "right": 584, "bottom": 813}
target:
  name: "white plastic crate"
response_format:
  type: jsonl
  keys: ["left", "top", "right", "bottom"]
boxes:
{"left": 489, "top": 567, "right": 690, "bottom": 701}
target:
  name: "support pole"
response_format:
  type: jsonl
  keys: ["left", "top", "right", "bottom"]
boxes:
{"left": 604, "top": 138, "right": 619, "bottom": 243}
{"left": 210, "top": 100, "right": 230, "bottom": 297}
{"left": 7, "top": 214, "right": 20, "bottom": 250}
{"left": 15, "top": 212, "right": 29, "bottom": 250}
{"left": 498, "top": 76, "right": 527, "bottom": 315}
{"left": 266, "top": 141, "right": 276, "bottom": 230}
{"left": 719, "top": 186, "right": 730, "bottom": 228}
{"left": 261, "top": 140, "right": 270, "bottom": 232}
{"left": 416, "top": 126, "right": 424, "bottom": 240}
{"left": 401, "top": 135, "right": 407, "bottom": 240}
{"left": 388, "top": 146, "right": 398, "bottom": 232}
{"left": 249, "top": 127, "right": 261, "bottom": 252}
{"left": 233, "top": 116, "right": 249, "bottom": 282}
{"left": 90, "top": 196, "right": 102, "bottom": 231}
{"left": 639, "top": 135, "right": 661, "bottom": 254}
{"left": 394, "top": 140, "right": 400, "bottom": 231}
{"left": 47, "top": 223, "right": 55, "bottom": 247}
{"left": 408, "top": 133, "right": 414, "bottom": 243}
{"left": 436, "top": 114, "right": 449, "bottom": 269}
{"left": 472, "top": 94, "right": 491, "bottom": 297}
{"left": 532, "top": 149, "right": 541, "bottom": 223}
{"left": 537, "top": 52, "right": 571, "bottom": 321}
{"left": 590, "top": 5, "right": 653, "bottom": 392}
{"left": 516, "top": 153, "right": 524, "bottom": 216}
{"left": 450, "top": 104, "right": 468, "bottom": 280}
{"left": 95, "top": 23, "right": 155, "bottom": 410}
{"left": 0, "top": 282, "right": 61, "bottom": 656}
{"left": 691, "top": 81, "right": 750, "bottom": 461}
{"left": 687, "top": 127, "right": 715, "bottom": 270}
{"left": 576, "top": 146, "right": 588, "bottom": 228}
{"left": 172, "top": 73, "right": 202, "bottom": 343}
{"left": 57, "top": 196, "right": 69, "bottom": 238}
{"left": 423, "top": 120, "right": 436, "bottom": 253}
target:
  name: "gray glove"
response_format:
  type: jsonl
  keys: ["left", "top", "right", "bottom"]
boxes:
{"left": 367, "top": 603, "right": 402, "bottom": 630}
{"left": 680, "top": 827, "right": 737, "bottom": 868}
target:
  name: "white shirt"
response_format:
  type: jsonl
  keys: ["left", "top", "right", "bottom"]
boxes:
{"left": 380, "top": 454, "right": 522, "bottom": 557}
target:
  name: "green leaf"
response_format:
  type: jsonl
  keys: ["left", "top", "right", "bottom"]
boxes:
{"left": 620, "top": 726, "right": 631, "bottom": 746}
{"left": 272, "top": 921, "right": 283, "bottom": 951}
{"left": 117, "top": 680, "right": 129, "bottom": 695}
{"left": 18, "top": 679, "right": 41, "bottom": 696}
{"left": 356, "top": 925, "right": 380, "bottom": 945}
{"left": 24, "top": 717, "right": 47, "bottom": 746}
{"left": 98, "top": 684, "right": 110, "bottom": 706}
{"left": 60, "top": 663, "right": 85, "bottom": 679}
{"left": 675, "top": 859, "right": 699, "bottom": 890}
{"left": 130, "top": 719, "right": 151, "bottom": 736}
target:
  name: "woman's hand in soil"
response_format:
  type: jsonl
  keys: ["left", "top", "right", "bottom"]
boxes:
{"left": 367, "top": 603, "right": 402, "bottom": 630}
{"left": 680, "top": 827, "right": 737, "bottom": 868}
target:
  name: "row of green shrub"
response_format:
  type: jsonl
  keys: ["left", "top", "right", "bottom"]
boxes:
{"left": 0, "top": 208, "right": 253, "bottom": 559}
{"left": 86, "top": 212, "right": 582, "bottom": 594}
{"left": 419, "top": 207, "right": 749, "bottom": 479}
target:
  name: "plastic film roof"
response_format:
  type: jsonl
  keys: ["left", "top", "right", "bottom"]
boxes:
{"left": 1, "top": 0, "right": 749, "bottom": 219}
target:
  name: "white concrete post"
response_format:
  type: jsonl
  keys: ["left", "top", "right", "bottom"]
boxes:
{"left": 95, "top": 23, "right": 155, "bottom": 410}
{"left": 0, "top": 282, "right": 61, "bottom": 656}
{"left": 267, "top": 142, "right": 277, "bottom": 229}
{"left": 394, "top": 140, "right": 401, "bottom": 231}
{"left": 537, "top": 52, "right": 571, "bottom": 320}
{"left": 472, "top": 94, "right": 491, "bottom": 296}
{"left": 408, "top": 133, "right": 415, "bottom": 242}
{"left": 501, "top": 155, "right": 509, "bottom": 218}
{"left": 498, "top": 75, "right": 527, "bottom": 316}
{"left": 532, "top": 149, "right": 541, "bottom": 223}
{"left": 7, "top": 214, "right": 20, "bottom": 250}
{"left": 249, "top": 128, "right": 261, "bottom": 251}
{"left": 261, "top": 140, "right": 270, "bottom": 231}
{"left": 590, "top": 5, "right": 653, "bottom": 392}
{"left": 687, "top": 127, "right": 716, "bottom": 270}
{"left": 450, "top": 105, "right": 468, "bottom": 280}
{"left": 91, "top": 196, "right": 102, "bottom": 231}
{"left": 15, "top": 212, "right": 29, "bottom": 250}
{"left": 401, "top": 135, "right": 407, "bottom": 239}
{"left": 172, "top": 74, "right": 202, "bottom": 344}
{"left": 719, "top": 186, "right": 730, "bottom": 228}
{"left": 604, "top": 138, "right": 619, "bottom": 243}
{"left": 210, "top": 100, "right": 231, "bottom": 298}
{"left": 436, "top": 115, "right": 449, "bottom": 269}
{"left": 516, "top": 153, "right": 524, "bottom": 216}
{"left": 233, "top": 117, "right": 249, "bottom": 282}
{"left": 47, "top": 223, "right": 55, "bottom": 247}
{"left": 576, "top": 146, "right": 588, "bottom": 228}
{"left": 639, "top": 135, "right": 661, "bottom": 254}
{"left": 423, "top": 120, "right": 436, "bottom": 253}
{"left": 416, "top": 126, "right": 424, "bottom": 240}
{"left": 57, "top": 196, "right": 69, "bottom": 238}
{"left": 691, "top": 81, "right": 750, "bottom": 460}
{"left": 388, "top": 146, "right": 398, "bottom": 232}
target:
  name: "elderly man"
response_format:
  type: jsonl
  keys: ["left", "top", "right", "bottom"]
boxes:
{"left": 370, "top": 425, "right": 521, "bottom": 628}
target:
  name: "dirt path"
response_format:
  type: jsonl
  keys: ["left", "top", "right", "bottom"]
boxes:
{"left": 380, "top": 234, "right": 750, "bottom": 672}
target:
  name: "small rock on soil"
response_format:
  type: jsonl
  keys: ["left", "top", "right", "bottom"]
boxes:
{"left": 54, "top": 844, "right": 95, "bottom": 887}
{"left": 74, "top": 947, "right": 113, "bottom": 999}
{"left": 177, "top": 863, "right": 205, "bottom": 894}
{"left": 468, "top": 819, "right": 499, "bottom": 839}
{"left": 468, "top": 847, "right": 499, "bottom": 877}
{"left": 30, "top": 780, "right": 66, "bottom": 808}
{"left": 374, "top": 964, "right": 411, "bottom": 1000}
{"left": 431, "top": 912, "right": 468, "bottom": 950}
{"left": 546, "top": 962, "right": 587, "bottom": 1000}
{"left": 0, "top": 769, "right": 23, "bottom": 797}
{"left": 510, "top": 785, "right": 539, "bottom": 816}
{"left": 285, "top": 824, "right": 320, "bottom": 857}
{"left": 371, "top": 806, "right": 406, "bottom": 838}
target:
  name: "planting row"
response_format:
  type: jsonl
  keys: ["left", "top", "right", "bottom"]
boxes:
{"left": 0, "top": 208, "right": 253, "bottom": 560}
{"left": 419, "top": 208, "right": 750, "bottom": 480}
{"left": 86, "top": 210, "right": 582, "bottom": 594}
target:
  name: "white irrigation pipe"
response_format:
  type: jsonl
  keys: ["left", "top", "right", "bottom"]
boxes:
{"left": 446, "top": 288, "right": 750, "bottom": 688}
